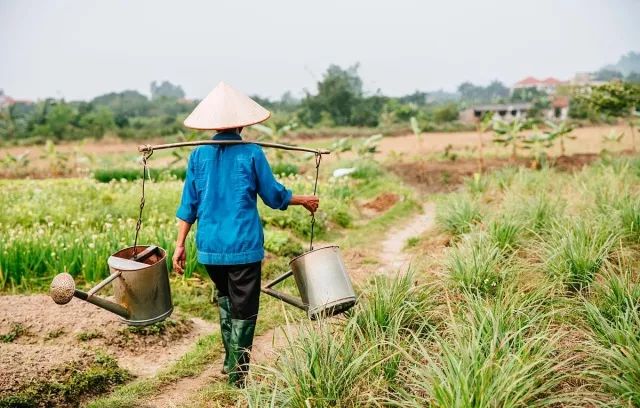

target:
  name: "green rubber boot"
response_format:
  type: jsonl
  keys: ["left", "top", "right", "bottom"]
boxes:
{"left": 218, "top": 296, "right": 232, "bottom": 374}
{"left": 228, "top": 319, "right": 256, "bottom": 387}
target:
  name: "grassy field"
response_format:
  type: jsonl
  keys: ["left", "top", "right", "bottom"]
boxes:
{"left": 2, "top": 129, "right": 640, "bottom": 406}
{"left": 236, "top": 155, "right": 640, "bottom": 407}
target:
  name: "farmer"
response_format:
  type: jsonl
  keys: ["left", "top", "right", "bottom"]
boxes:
{"left": 172, "top": 82, "right": 319, "bottom": 387}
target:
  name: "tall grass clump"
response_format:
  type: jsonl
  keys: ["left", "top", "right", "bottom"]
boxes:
{"left": 584, "top": 270, "right": 640, "bottom": 404}
{"left": 618, "top": 196, "right": 640, "bottom": 243}
{"left": 543, "top": 220, "right": 618, "bottom": 291}
{"left": 446, "top": 235, "right": 511, "bottom": 297}
{"left": 488, "top": 220, "right": 521, "bottom": 252}
{"left": 436, "top": 196, "right": 482, "bottom": 236}
{"left": 245, "top": 320, "right": 379, "bottom": 407}
{"left": 393, "top": 290, "right": 577, "bottom": 407}
{"left": 348, "top": 273, "right": 435, "bottom": 384}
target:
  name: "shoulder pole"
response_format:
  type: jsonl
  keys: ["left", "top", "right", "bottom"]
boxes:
{"left": 138, "top": 140, "right": 331, "bottom": 156}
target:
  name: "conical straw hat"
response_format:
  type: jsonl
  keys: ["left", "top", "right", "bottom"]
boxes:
{"left": 184, "top": 82, "right": 271, "bottom": 130}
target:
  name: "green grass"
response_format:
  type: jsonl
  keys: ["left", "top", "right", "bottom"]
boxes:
{"left": 446, "top": 235, "right": 512, "bottom": 297}
{"left": 0, "top": 323, "right": 26, "bottom": 343}
{"left": 1, "top": 156, "right": 395, "bottom": 289}
{"left": 436, "top": 196, "right": 482, "bottom": 236}
{"left": 543, "top": 220, "right": 618, "bottom": 291}
{"left": 240, "top": 155, "right": 640, "bottom": 407}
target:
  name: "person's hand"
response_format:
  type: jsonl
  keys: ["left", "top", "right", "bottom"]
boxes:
{"left": 301, "top": 196, "right": 319, "bottom": 214}
{"left": 173, "top": 245, "right": 186, "bottom": 275}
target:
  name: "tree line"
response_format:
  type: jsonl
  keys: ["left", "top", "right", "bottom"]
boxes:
{"left": 1, "top": 65, "right": 639, "bottom": 144}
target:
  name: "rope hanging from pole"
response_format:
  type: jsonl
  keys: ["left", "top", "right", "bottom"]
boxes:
{"left": 308, "top": 152, "right": 322, "bottom": 252}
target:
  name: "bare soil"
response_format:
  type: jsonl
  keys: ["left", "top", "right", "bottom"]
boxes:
{"left": 391, "top": 153, "right": 604, "bottom": 193}
{"left": 362, "top": 192, "right": 399, "bottom": 213}
{"left": 0, "top": 124, "right": 634, "bottom": 179}
{"left": 0, "top": 294, "right": 215, "bottom": 396}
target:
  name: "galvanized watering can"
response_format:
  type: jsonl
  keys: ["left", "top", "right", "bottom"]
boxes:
{"left": 262, "top": 246, "right": 356, "bottom": 319}
{"left": 50, "top": 245, "right": 173, "bottom": 326}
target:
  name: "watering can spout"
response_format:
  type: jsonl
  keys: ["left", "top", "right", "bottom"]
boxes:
{"left": 261, "top": 271, "right": 307, "bottom": 311}
{"left": 50, "top": 273, "right": 130, "bottom": 319}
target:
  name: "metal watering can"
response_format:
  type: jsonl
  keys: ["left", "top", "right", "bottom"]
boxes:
{"left": 50, "top": 245, "right": 173, "bottom": 326}
{"left": 262, "top": 246, "right": 356, "bottom": 319}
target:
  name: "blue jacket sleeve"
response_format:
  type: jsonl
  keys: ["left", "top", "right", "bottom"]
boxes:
{"left": 254, "top": 149, "right": 292, "bottom": 210}
{"left": 176, "top": 152, "right": 199, "bottom": 223}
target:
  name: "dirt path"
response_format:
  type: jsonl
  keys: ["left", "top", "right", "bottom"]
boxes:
{"left": 377, "top": 203, "right": 436, "bottom": 274}
{"left": 142, "top": 202, "right": 437, "bottom": 407}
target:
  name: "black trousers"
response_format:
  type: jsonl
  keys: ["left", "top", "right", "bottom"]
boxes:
{"left": 205, "top": 262, "right": 262, "bottom": 321}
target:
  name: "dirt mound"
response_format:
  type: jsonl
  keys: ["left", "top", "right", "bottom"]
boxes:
{"left": 363, "top": 193, "right": 399, "bottom": 212}
{"left": 0, "top": 294, "right": 215, "bottom": 395}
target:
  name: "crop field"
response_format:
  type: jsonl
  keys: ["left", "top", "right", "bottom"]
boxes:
{"left": 240, "top": 155, "right": 640, "bottom": 407}
{"left": 1, "top": 126, "right": 640, "bottom": 407}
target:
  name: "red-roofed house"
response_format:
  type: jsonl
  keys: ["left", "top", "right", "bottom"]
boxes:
{"left": 512, "top": 76, "right": 565, "bottom": 93}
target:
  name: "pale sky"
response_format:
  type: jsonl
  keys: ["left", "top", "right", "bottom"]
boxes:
{"left": 1, "top": 0, "right": 639, "bottom": 101}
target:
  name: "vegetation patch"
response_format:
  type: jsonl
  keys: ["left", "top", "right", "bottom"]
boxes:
{"left": 0, "top": 354, "right": 130, "bottom": 408}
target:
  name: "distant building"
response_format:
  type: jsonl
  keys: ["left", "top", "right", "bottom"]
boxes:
{"left": 459, "top": 102, "right": 532, "bottom": 123}
{"left": 569, "top": 72, "right": 607, "bottom": 88}
{"left": 0, "top": 90, "right": 15, "bottom": 108}
{"left": 512, "top": 76, "right": 565, "bottom": 94}
{"left": 0, "top": 90, "right": 32, "bottom": 108}
{"left": 459, "top": 96, "right": 569, "bottom": 124}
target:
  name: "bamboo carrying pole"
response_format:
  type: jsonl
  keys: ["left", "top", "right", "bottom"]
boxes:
{"left": 138, "top": 140, "right": 331, "bottom": 155}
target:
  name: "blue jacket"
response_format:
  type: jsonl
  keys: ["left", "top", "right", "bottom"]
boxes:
{"left": 176, "top": 132, "right": 292, "bottom": 265}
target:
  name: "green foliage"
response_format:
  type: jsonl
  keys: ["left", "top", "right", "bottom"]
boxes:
{"left": 93, "top": 167, "right": 186, "bottom": 183}
{"left": 447, "top": 236, "right": 510, "bottom": 296}
{"left": 436, "top": 196, "right": 482, "bottom": 236}
{"left": 581, "top": 81, "right": 640, "bottom": 118}
{"left": 270, "top": 162, "right": 299, "bottom": 177}
{"left": 0, "top": 353, "right": 130, "bottom": 408}
{"left": 397, "top": 291, "right": 573, "bottom": 408}
{"left": 0, "top": 323, "right": 26, "bottom": 343}
{"left": 264, "top": 230, "right": 303, "bottom": 257}
{"left": 544, "top": 221, "right": 618, "bottom": 291}
{"left": 584, "top": 270, "right": 640, "bottom": 404}
{"left": 492, "top": 118, "right": 530, "bottom": 160}
{"left": 488, "top": 220, "right": 521, "bottom": 252}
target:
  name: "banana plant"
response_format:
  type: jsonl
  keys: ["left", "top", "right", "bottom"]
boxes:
{"left": 40, "top": 140, "right": 69, "bottom": 176}
{"left": 330, "top": 137, "right": 353, "bottom": 159}
{"left": 544, "top": 120, "right": 575, "bottom": 157}
{"left": 252, "top": 120, "right": 299, "bottom": 161}
{"left": 356, "top": 134, "right": 383, "bottom": 158}
{"left": 410, "top": 116, "right": 423, "bottom": 143}
{"left": 476, "top": 112, "right": 494, "bottom": 172}
{"left": 1, "top": 151, "right": 30, "bottom": 171}
{"left": 169, "top": 130, "right": 200, "bottom": 167}
{"left": 521, "top": 127, "right": 555, "bottom": 169}
{"left": 492, "top": 118, "right": 528, "bottom": 162}
{"left": 601, "top": 130, "right": 624, "bottom": 145}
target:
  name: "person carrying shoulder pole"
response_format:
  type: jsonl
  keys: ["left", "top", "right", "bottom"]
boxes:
{"left": 172, "top": 82, "right": 319, "bottom": 387}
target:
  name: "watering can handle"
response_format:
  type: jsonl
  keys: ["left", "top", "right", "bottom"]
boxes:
{"left": 261, "top": 270, "right": 307, "bottom": 311}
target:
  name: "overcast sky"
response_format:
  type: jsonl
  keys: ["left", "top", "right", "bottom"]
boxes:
{"left": 1, "top": 0, "right": 639, "bottom": 101}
